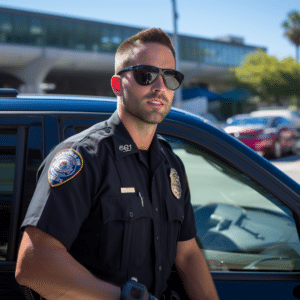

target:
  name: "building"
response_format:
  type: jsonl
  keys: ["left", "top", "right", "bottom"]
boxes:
{"left": 0, "top": 7, "right": 265, "bottom": 95}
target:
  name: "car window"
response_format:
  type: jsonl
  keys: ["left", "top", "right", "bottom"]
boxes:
{"left": 164, "top": 135, "right": 300, "bottom": 272}
{"left": 0, "top": 129, "right": 17, "bottom": 260}
{"left": 271, "top": 117, "right": 280, "bottom": 128}
{"left": 0, "top": 122, "right": 43, "bottom": 262}
{"left": 60, "top": 116, "right": 108, "bottom": 140}
{"left": 278, "top": 117, "right": 291, "bottom": 126}
{"left": 20, "top": 124, "right": 43, "bottom": 223}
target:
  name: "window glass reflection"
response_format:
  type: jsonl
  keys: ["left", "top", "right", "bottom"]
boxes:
{"left": 164, "top": 135, "right": 300, "bottom": 272}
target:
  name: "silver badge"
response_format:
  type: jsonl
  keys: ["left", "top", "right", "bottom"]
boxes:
{"left": 170, "top": 168, "right": 181, "bottom": 199}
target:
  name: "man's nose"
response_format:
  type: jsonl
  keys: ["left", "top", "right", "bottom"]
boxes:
{"left": 152, "top": 75, "right": 166, "bottom": 91}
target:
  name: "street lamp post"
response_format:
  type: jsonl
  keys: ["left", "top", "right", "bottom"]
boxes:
{"left": 171, "top": 0, "right": 182, "bottom": 108}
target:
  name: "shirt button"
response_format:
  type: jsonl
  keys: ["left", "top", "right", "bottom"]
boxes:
{"left": 129, "top": 212, "right": 134, "bottom": 217}
{"left": 155, "top": 207, "right": 159, "bottom": 213}
{"left": 159, "top": 266, "right": 162, "bottom": 271}
{"left": 156, "top": 236, "right": 160, "bottom": 241}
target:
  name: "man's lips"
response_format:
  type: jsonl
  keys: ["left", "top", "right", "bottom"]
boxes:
{"left": 148, "top": 99, "right": 164, "bottom": 107}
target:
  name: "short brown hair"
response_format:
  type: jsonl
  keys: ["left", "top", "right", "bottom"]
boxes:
{"left": 115, "top": 27, "right": 176, "bottom": 74}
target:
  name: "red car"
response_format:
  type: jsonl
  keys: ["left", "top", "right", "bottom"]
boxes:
{"left": 224, "top": 115, "right": 299, "bottom": 158}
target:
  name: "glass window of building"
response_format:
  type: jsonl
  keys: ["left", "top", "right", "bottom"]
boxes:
{"left": 122, "top": 28, "right": 139, "bottom": 43}
{"left": 86, "top": 25, "right": 102, "bottom": 52}
{"left": 11, "top": 14, "right": 30, "bottom": 44}
{"left": 45, "top": 19, "right": 62, "bottom": 48}
{"left": 30, "top": 18, "right": 45, "bottom": 46}
{"left": 109, "top": 27, "right": 122, "bottom": 52}
{"left": 74, "top": 23, "right": 87, "bottom": 51}
{"left": 0, "top": 8, "right": 261, "bottom": 68}
{"left": 100, "top": 26, "right": 115, "bottom": 52}
{"left": 61, "top": 21, "right": 75, "bottom": 49}
{"left": 0, "top": 13, "right": 12, "bottom": 43}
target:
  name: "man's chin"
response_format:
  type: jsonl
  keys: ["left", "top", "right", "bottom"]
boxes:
{"left": 144, "top": 112, "right": 168, "bottom": 124}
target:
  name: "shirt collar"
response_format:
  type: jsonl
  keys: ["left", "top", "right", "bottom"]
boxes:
{"left": 106, "top": 111, "right": 139, "bottom": 160}
{"left": 106, "top": 111, "right": 166, "bottom": 165}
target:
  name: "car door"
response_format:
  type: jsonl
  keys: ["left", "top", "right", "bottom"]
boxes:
{"left": 0, "top": 115, "right": 43, "bottom": 300}
{"left": 157, "top": 115, "right": 300, "bottom": 300}
{"left": 58, "top": 114, "right": 109, "bottom": 141}
{"left": 60, "top": 111, "right": 300, "bottom": 299}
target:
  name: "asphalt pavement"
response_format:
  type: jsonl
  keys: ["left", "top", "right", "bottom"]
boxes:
{"left": 271, "top": 155, "right": 300, "bottom": 184}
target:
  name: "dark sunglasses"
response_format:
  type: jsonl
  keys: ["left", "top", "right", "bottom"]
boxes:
{"left": 117, "top": 65, "right": 184, "bottom": 91}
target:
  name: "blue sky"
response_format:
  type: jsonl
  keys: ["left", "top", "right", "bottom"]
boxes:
{"left": 0, "top": 0, "right": 298, "bottom": 60}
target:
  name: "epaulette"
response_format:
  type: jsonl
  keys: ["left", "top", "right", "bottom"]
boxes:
{"left": 157, "top": 134, "right": 173, "bottom": 151}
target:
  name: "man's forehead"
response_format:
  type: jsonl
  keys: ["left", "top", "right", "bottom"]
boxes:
{"left": 115, "top": 42, "right": 175, "bottom": 73}
{"left": 134, "top": 42, "right": 173, "bottom": 56}
{"left": 130, "top": 43, "right": 175, "bottom": 64}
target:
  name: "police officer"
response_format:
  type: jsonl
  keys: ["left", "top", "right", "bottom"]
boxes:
{"left": 16, "top": 28, "right": 219, "bottom": 300}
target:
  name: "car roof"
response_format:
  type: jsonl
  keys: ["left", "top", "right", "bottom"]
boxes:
{"left": 1, "top": 92, "right": 300, "bottom": 198}
{"left": 251, "top": 110, "right": 295, "bottom": 117}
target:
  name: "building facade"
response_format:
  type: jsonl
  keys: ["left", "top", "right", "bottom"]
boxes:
{"left": 0, "top": 7, "right": 265, "bottom": 95}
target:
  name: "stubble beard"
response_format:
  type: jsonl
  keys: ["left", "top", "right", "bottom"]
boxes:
{"left": 123, "top": 91, "right": 172, "bottom": 125}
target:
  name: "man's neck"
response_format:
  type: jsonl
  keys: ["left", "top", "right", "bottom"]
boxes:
{"left": 118, "top": 112, "right": 157, "bottom": 150}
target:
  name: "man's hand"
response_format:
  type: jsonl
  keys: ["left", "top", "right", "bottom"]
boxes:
{"left": 121, "top": 278, "right": 154, "bottom": 300}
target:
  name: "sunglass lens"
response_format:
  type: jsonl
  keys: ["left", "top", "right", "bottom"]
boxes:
{"left": 164, "top": 70, "right": 182, "bottom": 90}
{"left": 134, "top": 66, "right": 158, "bottom": 85}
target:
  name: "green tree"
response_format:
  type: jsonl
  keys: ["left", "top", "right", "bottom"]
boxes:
{"left": 230, "top": 50, "right": 300, "bottom": 106}
{"left": 282, "top": 11, "right": 300, "bottom": 61}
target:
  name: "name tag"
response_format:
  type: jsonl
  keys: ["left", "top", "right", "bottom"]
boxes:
{"left": 121, "top": 187, "right": 135, "bottom": 193}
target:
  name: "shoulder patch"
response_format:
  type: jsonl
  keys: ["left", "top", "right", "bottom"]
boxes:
{"left": 48, "top": 149, "right": 83, "bottom": 187}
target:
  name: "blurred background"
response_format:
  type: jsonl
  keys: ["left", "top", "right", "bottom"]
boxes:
{"left": 0, "top": 0, "right": 299, "bottom": 122}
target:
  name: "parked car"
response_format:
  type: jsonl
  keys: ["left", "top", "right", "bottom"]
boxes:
{"left": 224, "top": 114, "right": 299, "bottom": 158}
{"left": 2, "top": 89, "right": 300, "bottom": 300}
{"left": 251, "top": 109, "right": 300, "bottom": 133}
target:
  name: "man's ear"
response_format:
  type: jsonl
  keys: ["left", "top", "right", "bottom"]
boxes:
{"left": 111, "top": 76, "right": 122, "bottom": 97}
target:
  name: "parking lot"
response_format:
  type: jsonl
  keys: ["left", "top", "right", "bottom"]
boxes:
{"left": 272, "top": 154, "right": 300, "bottom": 184}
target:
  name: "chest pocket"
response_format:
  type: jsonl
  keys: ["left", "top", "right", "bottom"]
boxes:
{"left": 165, "top": 195, "right": 184, "bottom": 266}
{"left": 100, "top": 195, "right": 153, "bottom": 271}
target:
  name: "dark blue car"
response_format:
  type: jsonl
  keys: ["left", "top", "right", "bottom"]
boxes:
{"left": 1, "top": 89, "right": 300, "bottom": 300}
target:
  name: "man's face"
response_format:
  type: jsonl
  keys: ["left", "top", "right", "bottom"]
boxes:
{"left": 118, "top": 43, "right": 176, "bottom": 125}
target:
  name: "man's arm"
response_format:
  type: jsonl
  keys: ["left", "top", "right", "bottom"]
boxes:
{"left": 174, "top": 238, "right": 219, "bottom": 300}
{"left": 15, "top": 226, "right": 121, "bottom": 300}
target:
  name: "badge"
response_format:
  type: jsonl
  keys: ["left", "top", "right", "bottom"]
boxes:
{"left": 119, "top": 144, "right": 132, "bottom": 152}
{"left": 170, "top": 168, "right": 181, "bottom": 199}
{"left": 48, "top": 149, "right": 83, "bottom": 187}
{"left": 121, "top": 187, "right": 135, "bottom": 193}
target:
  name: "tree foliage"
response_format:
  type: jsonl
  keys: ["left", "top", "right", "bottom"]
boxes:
{"left": 282, "top": 11, "right": 300, "bottom": 61}
{"left": 230, "top": 50, "right": 300, "bottom": 105}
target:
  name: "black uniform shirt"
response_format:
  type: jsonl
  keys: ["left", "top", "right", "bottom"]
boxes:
{"left": 21, "top": 111, "right": 197, "bottom": 298}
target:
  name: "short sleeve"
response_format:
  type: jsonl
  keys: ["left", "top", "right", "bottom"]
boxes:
{"left": 21, "top": 141, "right": 101, "bottom": 250}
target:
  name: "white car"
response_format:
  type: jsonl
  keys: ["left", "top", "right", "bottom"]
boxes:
{"left": 251, "top": 109, "right": 300, "bottom": 132}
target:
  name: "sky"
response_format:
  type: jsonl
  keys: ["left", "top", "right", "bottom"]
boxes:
{"left": 0, "top": 0, "right": 299, "bottom": 60}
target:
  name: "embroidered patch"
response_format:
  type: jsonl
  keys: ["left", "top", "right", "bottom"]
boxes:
{"left": 48, "top": 149, "right": 83, "bottom": 187}
{"left": 170, "top": 168, "right": 181, "bottom": 199}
